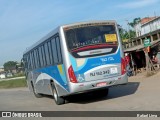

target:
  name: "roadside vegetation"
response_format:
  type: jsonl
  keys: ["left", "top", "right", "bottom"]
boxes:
{"left": 0, "top": 78, "right": 27, "bottom": 89}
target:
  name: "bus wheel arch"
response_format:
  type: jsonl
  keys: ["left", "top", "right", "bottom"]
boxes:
{"left": 50, "top": 80, "right": 65, "bottom": 105}
{"left": 31, "top": 81, "right": 43, "bottom": 98}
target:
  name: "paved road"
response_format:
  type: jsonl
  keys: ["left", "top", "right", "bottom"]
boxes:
{"left": 0, "top": 72, "right": 160, "bottom": 112}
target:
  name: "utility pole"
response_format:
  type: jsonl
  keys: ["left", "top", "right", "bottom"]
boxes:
{"left": 126, "top": 20, "right": 130, "bottom": 41}
{"left": 143, "top": 39, "right": 155, "bottom": 75}
{"left": 144, "top": 48, "right": 149, "bottom": 74}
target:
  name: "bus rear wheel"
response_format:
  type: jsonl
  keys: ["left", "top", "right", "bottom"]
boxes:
{"left": 51, "top": 82, "right": 65, "bottom": 105}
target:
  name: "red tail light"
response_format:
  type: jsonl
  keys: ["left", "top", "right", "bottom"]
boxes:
{"left": 121, "top": 58, "right": 126, "bottom": 75}
{"left": 68, "top": 66, "right": 78, "bottom": 83}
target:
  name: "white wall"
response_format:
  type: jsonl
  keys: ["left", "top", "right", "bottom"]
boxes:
{"left": 135, "top": 17, "right": 160, "bottom": 36}
{"left": 134, "top": 23, "right": 142, "bottom": 37}
{"left": 0, "top": 74, "right": 6, "bottom": 79}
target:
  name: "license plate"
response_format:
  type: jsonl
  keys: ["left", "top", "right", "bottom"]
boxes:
{"left": 110, "top": 67, "right": 118, "bottom": 74}
{"left": 96, "top": 82, "right": 107, "bottom": 87}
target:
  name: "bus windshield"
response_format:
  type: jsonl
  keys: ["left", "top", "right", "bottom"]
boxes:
{"left": 64, "top": 24, "right": 119, "bottom": 58}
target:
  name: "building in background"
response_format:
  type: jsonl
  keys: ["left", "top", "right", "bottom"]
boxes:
{"left": 0, "top": 67, "right": 6, "bottom": 79}
{"left": 0, "top": 67, "right": 4, "bottom": 73}
{"left": 134, "top": 16, "right": 160, "bottom": 37}
{"left": 0, "top": 73, "right": 6, "bottom": 79}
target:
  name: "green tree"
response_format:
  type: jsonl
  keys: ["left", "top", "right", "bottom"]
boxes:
{"left": 119, "top": 26, "right": 136, "bottom": 42}
{"left": 129, "top": 29, "right": 136, "bottom": 39}
{"left": 119, "top": 18, "right": 140, "bottom": 42}
{"left": 118, "top": 25, "right": 127, "bottom": 42}
{"left": 128, "top": 17, "right": 141, "bottom": 28}
{"left": 3, "top": 61, "right": 18, "bottom": 71}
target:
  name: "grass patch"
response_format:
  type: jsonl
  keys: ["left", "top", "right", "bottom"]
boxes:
{"left": 0, "top": 78, "right": 27, "bottom": 89}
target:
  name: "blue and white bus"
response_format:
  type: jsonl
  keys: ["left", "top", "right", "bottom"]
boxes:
{"left": 23, "top": 21, "right": 128, "bottom": 105}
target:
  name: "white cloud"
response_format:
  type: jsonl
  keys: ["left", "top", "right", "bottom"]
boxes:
{"left": 117, "top": 0, "right": 159, "bottom": 9}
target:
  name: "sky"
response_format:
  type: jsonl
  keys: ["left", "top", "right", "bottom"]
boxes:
{"left": 0, "top": 0, "right": 160, "bottom": 67}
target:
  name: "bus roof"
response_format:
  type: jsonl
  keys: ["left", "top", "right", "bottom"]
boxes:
{"left": 62, "top": 20, "right": 116, "bottom": 29}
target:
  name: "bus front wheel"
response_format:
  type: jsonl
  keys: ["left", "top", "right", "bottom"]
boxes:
{"left": 31, "top": 82, "right": 43, "bottom": 98}
{"left": 51, "top": 82, "right": 65, "bottom": 105}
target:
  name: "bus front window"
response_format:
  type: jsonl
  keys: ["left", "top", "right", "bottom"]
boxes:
{"left": 64, "top": 24, "right": 118, "bottom": 58}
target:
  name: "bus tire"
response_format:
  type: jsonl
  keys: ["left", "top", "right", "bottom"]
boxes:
{"left": 31, "top": 82, "right": 43, "bottom": 98}
{"left": 51, "top": 82, "right": 65, "bottom": 105}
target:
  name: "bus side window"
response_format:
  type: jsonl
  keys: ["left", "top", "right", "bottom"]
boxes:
{"left": 51, "top": 38, "right": 58, "bottom": 64}
{"left": 41, "top": 45, "right": 46, "bottom": 67}
{"left": 27, "top": 53, "right": 31, "bottom": 70}
{"left": 56, "top": 37, "right": 62, "bottom": 64}
{"left": 36, "top": 49, "right": 40, "bottom": 68}
{"left": 44, "top": 42, "right": 50, "bottom": 65}
{"left": 38, "top": 46, "right": 43, "bottom": 67}
{"left": 32, "top": 51, "right": 36, "bottom": 69}
{"left": 34, "top": 49, "right": 39, "bottom": 68}
{"left": 30, "top": 52, "right": 33, "bottom": 70}
{"left": 48, "top": 41, "right": 53, "bottom": 65}
{"left": 33, "top": 50, "right": 37, "bottom": 68}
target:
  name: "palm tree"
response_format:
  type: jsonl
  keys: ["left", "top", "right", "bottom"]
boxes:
{"left": 128, "top": 17, "right": 141, "bottom": 28}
